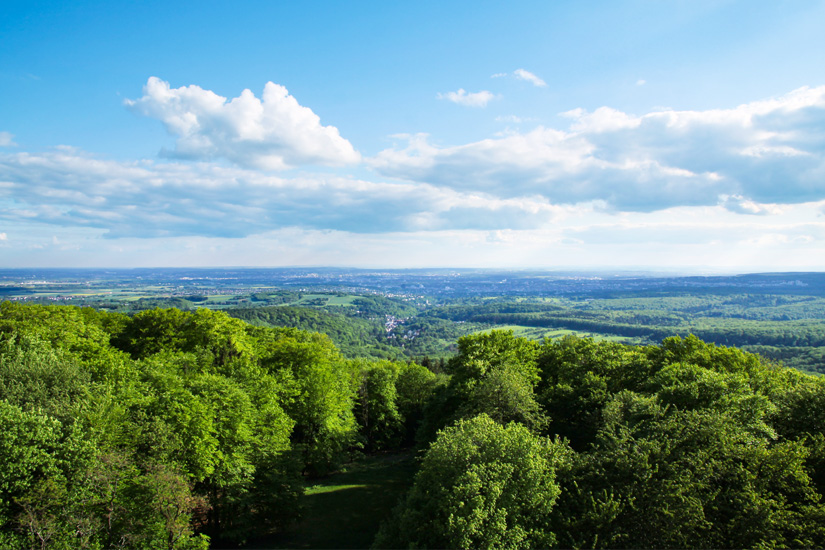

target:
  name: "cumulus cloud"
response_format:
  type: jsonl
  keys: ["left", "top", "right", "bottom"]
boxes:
{"left": 371, "top": 127, "right": 724, "bottom": 211}
{"left": 125, "top": 77, "right": 360, "bottom": 170}
{"left": 0, "top": 232, "right": 7, "bottom": 240}
{"left": 437, "top": 89, "right": 497, "bottom": 107}
{"left": 373, "top": 85, "right": 825, "bottom": 212}
{"left": 514, "top": 69, "right": 547, "bottom": 87}
{"left": 0, "top": 149, "right": 563, "bottom": 238}
{"left": 0, "top": 132, "right": 16, "bottom": 147}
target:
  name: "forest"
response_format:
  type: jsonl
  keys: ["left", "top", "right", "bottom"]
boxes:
{"left": 2, "top": 301, "right": 825, "bottom": 549}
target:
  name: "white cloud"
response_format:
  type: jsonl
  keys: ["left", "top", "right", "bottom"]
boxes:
{"left": 740, "top": 144, "right": 809, "bottom": 158}
{"left": 371, "top": 126, "right": 597, "bottom": 196}
{"left": 514, "top": 69, "right": 547, "bottom": 87}
{"left": 636, "top": 79, "right": 647, "bottom": 86}
{"left": 0, "top": 149, "right": 563, "bottom": 238}
{"left": 125, "top": 77, "right": 360, "bottom": 170}
{"left": 374, "top": 86, "right": 825, "bottom": 212}
{"left": 0, "top": 132, "right": 16, "bottom": 147}
{"left": 491, "top": 73, "right": 508, "bottom": 79}
{"left": 6, "top": 211, "right": 825, "bottom": 270}
{"left": 3, "top": 143, "right": 824, "bottom": 268}
{"left": 437, "top": 89, "right": 497, "bottom": 107}
{"left": 562, "top": 106, "right": 640, "bottom": 133}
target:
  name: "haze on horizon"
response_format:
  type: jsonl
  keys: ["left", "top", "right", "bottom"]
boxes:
{"left": 1, "top": 1, "right": 825, "bottom": 271}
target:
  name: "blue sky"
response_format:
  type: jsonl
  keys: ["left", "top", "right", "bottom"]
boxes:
{"left": 2, "top": 0, "right": 825, "bottom": 270}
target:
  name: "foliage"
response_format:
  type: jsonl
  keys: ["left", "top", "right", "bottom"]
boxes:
{"left": 355, "top": 361, "right": 403, "bottom": 452}
{"left": 375, "top": 414, "right": 569, "bottom": 550}
{"left": 0, "top": 304, "right": 316, "bottom": 546}
{"left": 554, "top": 393, "right": 822, "bottom": 549}
{"left": 394, "top": 361, "right": 439, "bottom": 446}
{"left": 5, "top": 301, "right": 825, "bottom": 549}
{"left": 253, "top": 326, "right": 359, "bottom": 476}
{"left": 0, "top": 332, "right": 91, "bottom": 422}
{"left": 227, "top": 305, "right": 400, "bottom": 359}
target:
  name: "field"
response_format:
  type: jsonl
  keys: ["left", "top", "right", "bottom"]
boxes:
{"left": 473, "top": 324, "right": 641, "bottom": 344}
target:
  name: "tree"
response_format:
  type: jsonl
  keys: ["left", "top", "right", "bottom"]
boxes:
{"left": 418, "top": 331, "right": 544, "bottom": 443}
{"left": 355, "top": 361, "right": 402, "bottom": 452}
{"left": 116, "top": 308, "right": 254, "bottom": 369}
{"left": 0, "top": 302, "right": 132, "bottom": 383}
{"left": 553, "top": 389, "right": 824, "bottom": 549}
{"left": 536, "top": 335, "right": 653, "bottom": 449}
{"left": 0, "top": 332, "right": 91, "bottom": 423}
{"left": 394, "top": 362, "right": 438, "bottom": 446}
{"left": 135, "top": 464, "right": 209, "bottom": 550}
{"left": 0, "top": 400, "right": 98, "bottom": 549}
{"left": 460, "top": 366, "right": 547, "bottom": 431}
{"left": 375, "top": 414, "right": 569, "bottom": 549}
{"left": 255, "top": 328, "right": 358, "bottom": 475}
{"left": 447, "top": 330, "right": 539, "bottom": 391}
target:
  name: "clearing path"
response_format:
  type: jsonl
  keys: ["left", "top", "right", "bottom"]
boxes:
{"left": 248, "top": 452, "right": 417, "bottom": 549}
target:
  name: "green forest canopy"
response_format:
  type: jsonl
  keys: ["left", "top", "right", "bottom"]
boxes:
{"left": 1, "top": 302, "right": 825, "bottom": 549}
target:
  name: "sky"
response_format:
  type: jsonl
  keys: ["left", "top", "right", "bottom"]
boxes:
{"left": 2, "top": 0, "right": 825, "bottom": 271}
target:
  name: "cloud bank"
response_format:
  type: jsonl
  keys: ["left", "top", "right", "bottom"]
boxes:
{"left": 373, "top": 86, "right": 825, "bottom": 213}
{"left": 125, "top": 77, "right": 360, "bottom": 170}
{"left": 0, "top": 149, "right": 564, "bottom": 238}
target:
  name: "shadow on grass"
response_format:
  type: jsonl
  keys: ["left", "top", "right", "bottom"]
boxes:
{"left": 246, "top": 452, "right": 417, "bottom": 549}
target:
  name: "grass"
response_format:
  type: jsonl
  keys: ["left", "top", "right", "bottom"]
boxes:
{"left": 472, "top": 325, "right": 641, "bottom": 344}
{"left": 305, "top": 483, "right": 370, "bottom": 495}
{"left": 248, "top": 452, "right": 418, "bottom": 549}
{"left": 473, "top": 325, "right": 576, "bottom": 339}
{"left": 324, "top": 295, "right": 358, "bottom": 306}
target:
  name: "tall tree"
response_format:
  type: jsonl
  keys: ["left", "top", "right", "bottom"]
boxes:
{"left": 375, "top": 414, "right": 570, "bottom": 550}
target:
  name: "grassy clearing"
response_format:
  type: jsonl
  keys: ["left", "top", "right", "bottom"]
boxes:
{"left": 472, "top": 325, "right": 640, "bottom": 344}
{"left": 295, "top": 293, "right": 330, "bottom": 301}
{"left": 473, "top": 325, "right": 573, "bottom": 338}
{"left": 325, "top": 295, "right": 358, "bottom": 306}
{"left": 249, "top": 452, "right": 417, "bottom": 549}
{"left": 284, "top": 294, "right": 362, "bottom": 307}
